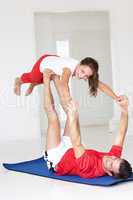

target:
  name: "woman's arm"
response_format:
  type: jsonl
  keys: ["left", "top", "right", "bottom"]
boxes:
{"left": 98, "top": 81, "right": 118, "bottom": 100}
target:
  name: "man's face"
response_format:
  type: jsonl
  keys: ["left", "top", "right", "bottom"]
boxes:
{"left": 103, "top": 156, "right": 122, "bottom": 176}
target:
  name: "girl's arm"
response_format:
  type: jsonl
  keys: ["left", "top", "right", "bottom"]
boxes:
{"left": 98, "top": 81, "right": 118, "bottom": 100}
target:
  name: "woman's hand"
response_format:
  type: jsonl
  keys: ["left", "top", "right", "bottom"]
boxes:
{"left": 43, "top": 69, "right": 55, "bottom": 82}
{"left": 116, "top": 95, "right": 126, "bottom": 103}
{"left": 117, "top": 95, "right": 129, "bottom": 113}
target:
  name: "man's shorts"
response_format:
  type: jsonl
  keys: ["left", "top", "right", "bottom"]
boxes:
{"left": 44, "top": 136, "right": 72, "bottom": 170}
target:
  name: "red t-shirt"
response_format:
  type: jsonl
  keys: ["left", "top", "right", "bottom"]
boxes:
{"left": 55, "top": 145, "right": 122, "bottom": 178}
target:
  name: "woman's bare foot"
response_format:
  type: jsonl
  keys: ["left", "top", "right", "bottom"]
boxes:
{"left": 14, "top": 77, "right": 23, "bottom": 95}
{"left": 25, "top": 83, "right": 37, "bottom": 96}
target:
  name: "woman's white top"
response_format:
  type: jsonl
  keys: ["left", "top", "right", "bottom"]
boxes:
{"left": 40, "top": 56, "right": 79, "bottom": 76}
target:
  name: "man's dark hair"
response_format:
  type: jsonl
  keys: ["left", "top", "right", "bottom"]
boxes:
{"left": 113, "top": 159, "right": 132, "bottom": 179}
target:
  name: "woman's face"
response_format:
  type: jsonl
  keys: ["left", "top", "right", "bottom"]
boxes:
{"left": 75, "top": 65, "right": 93, "bottom": 80}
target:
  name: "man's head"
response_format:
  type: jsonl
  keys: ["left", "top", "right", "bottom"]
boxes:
{"left": 75, "top": 57, "right": 99, "bottom": 96}
{"left": 103, "top": 156, "right": 132, "bottom": 179}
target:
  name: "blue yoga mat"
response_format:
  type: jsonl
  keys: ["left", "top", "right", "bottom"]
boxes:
{"left": 3, "top": 156, "right": 133, "bottom": 186}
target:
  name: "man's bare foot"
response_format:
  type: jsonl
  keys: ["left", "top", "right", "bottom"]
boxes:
{"left": 14, "top": 77, "right": 23, "bottom": 96}
{"left": 25, "top": 83, "right": 37, "bottom": 96}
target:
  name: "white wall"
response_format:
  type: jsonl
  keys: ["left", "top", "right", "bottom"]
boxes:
{"left": 109, "top": 0, "right": 133, "bottom": 134}
{"left": 33, "top": 0, "right": 133, "bottom": 134}
{"left": 0, "top": 0, "right": 132, "bottom": 150}
{"left": 0, "top": 1, "right": 41, "bottom": 142}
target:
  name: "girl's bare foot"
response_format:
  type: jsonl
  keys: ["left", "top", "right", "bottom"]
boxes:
{"left": 14, "top": 77, "right": 23, "bottom": 95}
{"left": 25, "top": 83, "right": 37, "bottom": 96}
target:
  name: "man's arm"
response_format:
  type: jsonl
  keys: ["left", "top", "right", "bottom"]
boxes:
{"left": 53, "top": 68, "right": 72, "bottom": 113}
{"left": 114, "top": 96, "right": 129, "bottom": 147}
{"left": 66, "top": 101, "right": 85, "bottom": 158}
{"left": 98, "top": 81, "right": 118, "bottom": 100}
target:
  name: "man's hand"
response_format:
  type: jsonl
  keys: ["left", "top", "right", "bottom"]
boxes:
{"left": 43, "top": 69, "right": 55, "bottom": 83}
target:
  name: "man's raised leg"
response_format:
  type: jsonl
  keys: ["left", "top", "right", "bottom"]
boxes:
{"left": 43, "top": 69, "right": 61, "bottom": 151}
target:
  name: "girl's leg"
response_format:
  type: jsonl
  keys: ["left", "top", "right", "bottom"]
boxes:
{"left": 24, "top": 54, "right": 57, "bottom": 95}
{"left": 14, "top": 55, "right": 46, "bottom": 95}
{"left": 14, "top": 54, "right": 58, "bottom": 95}
{"left": 24, "top": 83, "right": 40, "bottom": 96}
{"left": 14, "top": 78, "right": 40, "bottom": 96}
{"left": 14, "top": 77, "right": 24, "bottom": 96}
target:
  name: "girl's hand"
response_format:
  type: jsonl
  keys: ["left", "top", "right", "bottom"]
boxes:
{"left": 43, "top": 69, "right": 55, "bottom": 81}
{"left": 117, "top": 95, "right": 129, "bottom": 113}
{"left": 116, "top": 95, "right": 126, "bottom": 103}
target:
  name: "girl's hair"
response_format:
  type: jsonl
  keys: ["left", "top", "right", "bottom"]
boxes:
{"left": 80, "top": 57, "right": 99, "bottom": 96}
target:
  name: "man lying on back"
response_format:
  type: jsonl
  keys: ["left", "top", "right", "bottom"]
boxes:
{"left": 43, "top": 69, "right": 132, "bottom": 179}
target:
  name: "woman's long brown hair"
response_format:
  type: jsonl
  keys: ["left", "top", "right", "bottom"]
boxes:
{"left": 80, "top": 57, "right": 99, "bottom": 96}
